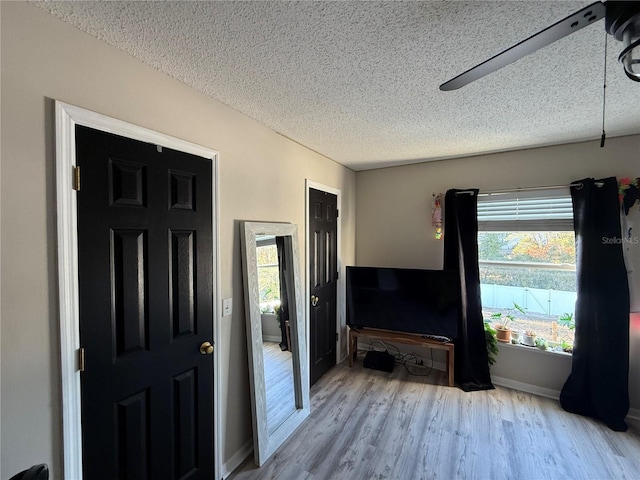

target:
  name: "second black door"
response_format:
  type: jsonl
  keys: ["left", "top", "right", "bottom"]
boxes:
{"left": 309, "top": 188, "right": 338, "bottom": 385}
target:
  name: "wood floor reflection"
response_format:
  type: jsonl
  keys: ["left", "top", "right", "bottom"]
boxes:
{"left": 231, "top": 360, "right": 640, "bottom": 480}
{"left": 263, "top": 341, "right": 296, "bottom": 435}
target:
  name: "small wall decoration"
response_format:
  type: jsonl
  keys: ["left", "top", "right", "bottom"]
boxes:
{"left": 619, "top": 177, "right": 640, "bottom": 215}
{"left": 432, "top": 193, "right": 443, "bottom": 239}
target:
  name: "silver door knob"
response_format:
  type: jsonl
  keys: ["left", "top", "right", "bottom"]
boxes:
{"left": 311, "top": 295, "right": 319, "bottom": 307}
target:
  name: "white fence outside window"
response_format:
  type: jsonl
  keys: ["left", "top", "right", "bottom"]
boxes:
{"left": 480, "top": 283, "right": 576, "bottom": 316}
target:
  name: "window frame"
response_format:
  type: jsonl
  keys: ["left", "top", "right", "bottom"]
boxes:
{"left": 476, "top": 187, "right": 576, "bottom": 354}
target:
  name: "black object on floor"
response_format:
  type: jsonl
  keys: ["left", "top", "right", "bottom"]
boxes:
{"left": 363, "top": 350, "right": 395, "bottom": 372}
{"left": 9, "top": 464, "right": 49, "bottom": 480}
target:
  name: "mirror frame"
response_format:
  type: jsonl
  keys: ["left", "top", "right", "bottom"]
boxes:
{"left": 240, "top": 221, "right": 310, "bottom": 466}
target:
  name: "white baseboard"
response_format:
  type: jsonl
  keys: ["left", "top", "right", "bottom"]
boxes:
{"left": 491, "top": 375, "right": 561, "bottom": 400}
{"left": 491, "top": 375, "right": 640, "bottom": 423}
{"left": 627, "top": 407, "right": 640, "bottom": 421}
{"left": 221, "top": 438, "right": 253, "bottom": 479}
{"left": 262, "top": 335, "right": 281, "bottom": 343}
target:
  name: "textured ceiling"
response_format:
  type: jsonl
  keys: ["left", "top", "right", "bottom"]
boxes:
{"left": 35, "top": 1, "right": 640, "bottom": 171}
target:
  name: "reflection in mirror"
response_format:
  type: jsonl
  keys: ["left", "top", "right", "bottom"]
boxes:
{"left": 255, "top": 235, "right": 296, "bottom": 434}
{"left": 240, "top": 222, "right": 310, "bottom": 466}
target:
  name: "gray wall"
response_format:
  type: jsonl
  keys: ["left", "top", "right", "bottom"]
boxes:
{"left": 2, "top": 3, "right": 639, "bottom": 479}
{"left": 0, "top": 3, "right": 356, "bottom": 478}
{"left": 355, "top": 136, "right": 640, "bottom": 408}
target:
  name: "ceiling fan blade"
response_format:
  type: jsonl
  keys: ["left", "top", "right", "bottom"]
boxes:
{"left": 439, "top": 1, "right": 607, "bottom": 91}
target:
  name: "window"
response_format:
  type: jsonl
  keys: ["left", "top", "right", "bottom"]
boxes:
{"left": 477, "top": 189, "right": 576, "bottom": 353}
{"left": 256, "top": 237, "right": 281, "bottom": 313}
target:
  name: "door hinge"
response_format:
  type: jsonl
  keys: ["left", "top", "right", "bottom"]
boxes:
{"left": 72, "top": 166, "right": 81, "bottom": 191}
{"left": 78, "top": 347, "right": 85, "bottom": 372}
{"left": 336, "top": 209, "right": 339, "bottom": 218}
{"left": 336, "top": 333, "right": 339, "bottom": 342}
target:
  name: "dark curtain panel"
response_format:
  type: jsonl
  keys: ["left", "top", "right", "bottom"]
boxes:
{"left": 443, "top": 189, "right": 494, "bottom": 391}
{"left": 560, "top": 177, "right": 630, "bottom": 431}
{"left": 276, "top": 236, "right": 291, "bottom": 351}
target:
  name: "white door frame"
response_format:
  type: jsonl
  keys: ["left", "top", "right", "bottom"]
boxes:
{"left": 55, "top": 101, "right": 222, "bottom": 479}
{"left": 305, "top": 180, "right": 345, "bottom": 364}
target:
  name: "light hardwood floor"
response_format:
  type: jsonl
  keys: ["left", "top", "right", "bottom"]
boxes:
{"left": 263, "top": 341, "right": 296, "bottom": 435}
{"left": 230, "top": 360, "right": 640, "bottom": 480}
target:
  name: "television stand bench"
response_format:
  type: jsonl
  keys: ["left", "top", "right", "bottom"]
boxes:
{"left": 348, "top": 327, "right": 455, "bottom": 387}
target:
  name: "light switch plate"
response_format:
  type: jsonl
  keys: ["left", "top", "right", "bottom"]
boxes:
{"left": 222, "top": 297, "right": 232, "bottom": 316}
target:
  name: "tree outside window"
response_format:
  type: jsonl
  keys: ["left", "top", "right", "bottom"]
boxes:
{"left": 478, "top": 231, "right": 576, "bottom": 352}
{"left": 257, "top": 243, "right": 281, "bottom": 312}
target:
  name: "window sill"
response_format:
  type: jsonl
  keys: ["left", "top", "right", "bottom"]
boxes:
{"left": 497, "top": 341, "right": 572, "bottom": 358}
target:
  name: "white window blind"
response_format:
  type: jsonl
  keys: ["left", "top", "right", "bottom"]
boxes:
{"left": 477, "top": 188, "right": 574, "bottom": 231}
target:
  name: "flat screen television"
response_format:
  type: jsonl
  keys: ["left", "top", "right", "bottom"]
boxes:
{"left": 346, "top": 266, "right": 460, "bottom": 339}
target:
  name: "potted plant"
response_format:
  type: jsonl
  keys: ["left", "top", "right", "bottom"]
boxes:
{"left": 558, "top": 313, "right": 576, "bottom": 344}
{"left": 490, "top": 312, "right": 512, "bottom": 343}
{"left": 509, "top": 303, "right": 526, "bottom": 343}
{"left": 522, "top": 330, "right": 536, "bottom": 347}
{"left": 490, "top": 303, "right": 525, "bottom": 343}
{"left": 561, "top": 339, "right": 573, "bottom": 354}
{"left": 558, "top": 312, "right": 575, "bottom": 330}
{"left": 484, "top": 322, "right": 499, "bottom": 366}
{"left": 535, "top": 337, "right": 548, "bottom": 350}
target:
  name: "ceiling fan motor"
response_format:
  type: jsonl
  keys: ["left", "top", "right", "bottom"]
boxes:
{"left": 606, "top": 1, "right": 640, "bottom": 81}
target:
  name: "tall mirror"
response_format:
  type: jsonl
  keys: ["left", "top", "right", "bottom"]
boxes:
{"left": 240, "top": 221, "right": 310, "bottom": 466}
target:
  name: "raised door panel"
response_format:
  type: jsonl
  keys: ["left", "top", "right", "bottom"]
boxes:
{"left": 116, "top": 390, "right": 150, "bottom": 479}
{"left": 170, "top": 230, "right": 196, "bottom": 339}
{"left": 111, "top": 229, "right": 149, "bottom": 357}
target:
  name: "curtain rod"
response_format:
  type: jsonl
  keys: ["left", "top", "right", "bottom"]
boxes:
{"left": 455, "top": 181, "right": 603, "bottom": 196}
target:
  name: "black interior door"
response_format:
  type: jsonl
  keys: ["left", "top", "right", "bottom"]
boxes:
{"left": 76, "top": 125, "right": 214, "bottom": 479}
{"left": 309, "top": 188, "right": 338, "bottom": 385}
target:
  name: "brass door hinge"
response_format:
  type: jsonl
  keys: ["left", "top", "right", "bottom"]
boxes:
{"left": 79, "top": 347, "right": 85, "bottom": 372}
{"left": 72, "top": 166, "right": 81, "bottom": 191}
